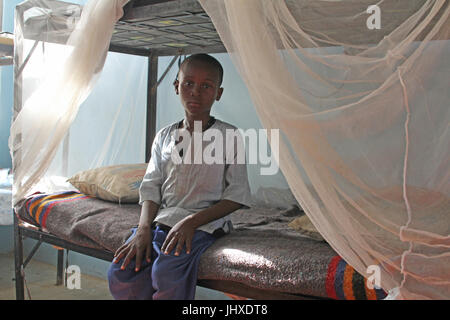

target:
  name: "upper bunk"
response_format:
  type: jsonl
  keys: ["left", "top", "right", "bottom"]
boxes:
{"left": 16, "top": 0, "right": 226, "bottom": 57}
{"left": 15, "top": 0, "right": 448, "bottom": 58}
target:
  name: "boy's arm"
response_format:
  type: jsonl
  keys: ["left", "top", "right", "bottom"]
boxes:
{"left": 114, "top": 200, "right": 160, "bottom": 271}
{"left": 188, "top": 199, "right": 242, "bottom": 229}
{"left": 138, "top": 200, "right": 159, "bottom": 228}
{"left": 161, "top": 199, "right": 242, "bottom": 256}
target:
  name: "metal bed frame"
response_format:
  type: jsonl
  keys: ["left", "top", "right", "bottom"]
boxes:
{"left": 11, "top": 0, "right": 321, "bottom": 300}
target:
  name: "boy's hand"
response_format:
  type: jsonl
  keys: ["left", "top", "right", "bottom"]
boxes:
{"left": 161, "top": 216, "right": 196, "bottom": 256}
{"left": 113, "top": 225, "right": 152, "bottom": 272}
{"left": 160, "top": 200, "right": 242, "bottom": 256}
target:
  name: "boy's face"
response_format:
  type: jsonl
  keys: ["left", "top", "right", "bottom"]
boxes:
{"left": 174, "top": 60, "right": 223, "bottom": 118}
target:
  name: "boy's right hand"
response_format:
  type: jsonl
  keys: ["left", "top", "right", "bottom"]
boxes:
{"left": 113, "top": 225, "right": 152, "bottom": 272}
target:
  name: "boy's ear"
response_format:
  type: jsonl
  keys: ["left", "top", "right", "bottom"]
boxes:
{"left": 216, "top": 87, "right": 224, "bottom": 101}
{"left": 173, "top": 79, "right": 179, "bottom": 95}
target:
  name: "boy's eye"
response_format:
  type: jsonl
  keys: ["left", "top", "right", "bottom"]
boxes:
{"left": 181, "top": 81, "right": 214, "bottom": 90}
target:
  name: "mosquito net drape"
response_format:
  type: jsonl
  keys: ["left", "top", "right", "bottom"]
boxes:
{"left": 10, "top": 0, "right": 131, "bottom": 202}
{"left": 198, "top": 0, "right": 449, "bottom": 299}
{"left": 9, "top": 0, "right": 449, "bottom": 300}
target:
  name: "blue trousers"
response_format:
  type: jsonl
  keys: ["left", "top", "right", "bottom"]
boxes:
{"left": 107, "top": 225, "right": 216, "bottom": 300}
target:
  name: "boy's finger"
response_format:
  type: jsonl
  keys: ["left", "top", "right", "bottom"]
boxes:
{"left": 164, "top": 236, "right": 178, "bottom": 255}
{"left": 174, "top": 238, "right": 185, "bottom": 256}
{"left": 113, "top": 245, "right": 123, "bottom": 257}
{"left": 185, "top": 238, "right": 192, "bottom": 255}
{"left": 162, "top": 231, "right": 176, "bottom": 253}
{"left": 114, "top": 243, "right": 127, "bottom": 258}
{"left": 161, "top": 235, "right": 169, "bottom": 253}
{"left": 113, "top": 246, "right": 128, "bottom": 263}
{"left": 121, "top": 248, "right": 135, "bottom": 270}
{"left": 135, "top": 247, "right": 142, "bottom": 272}
{"left": 161, "top": 231, "right": 173, "bottom": 252}
{"left": 146, "top": 245, "right": 152, "bottom": 263}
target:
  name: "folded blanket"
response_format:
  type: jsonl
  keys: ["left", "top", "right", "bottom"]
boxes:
{"left": 15, "top": 191, "right": 140, "bottom": 251}
{"left": 198, "top": 229, "right": 386, "bottom": 299}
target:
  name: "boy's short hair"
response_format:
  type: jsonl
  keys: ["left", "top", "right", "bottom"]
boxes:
{"left": 177, "top": 53, "right": 224, "bottom": 86}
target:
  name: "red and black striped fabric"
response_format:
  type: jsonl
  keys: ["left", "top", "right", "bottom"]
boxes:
{"left": 326, "top": 255, "right": 387, "bottom": 300}
{"left": 25, "top": 191, "right": 91, "bottom": 229}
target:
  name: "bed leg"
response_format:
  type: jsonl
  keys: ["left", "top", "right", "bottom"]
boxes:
{"left": 13, "top": 213, "right": 25, "bottom": 300}
{"left": 56, "top": 249, "right": 64, "bottom": 286}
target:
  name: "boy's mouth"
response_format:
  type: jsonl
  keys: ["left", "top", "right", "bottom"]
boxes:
{"left": 187, "top": 101, "right": 201, "bottom": 107}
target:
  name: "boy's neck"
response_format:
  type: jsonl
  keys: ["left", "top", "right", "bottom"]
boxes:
{"left": 183, "top": 114, "right": 214, "bottom": 132}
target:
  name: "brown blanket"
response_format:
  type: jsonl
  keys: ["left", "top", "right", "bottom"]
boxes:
{"left": 15, "top": 192, "right": 317, "bottom": 252}
{"left": 15, "top": 192, "right": 386, "bottom": 299}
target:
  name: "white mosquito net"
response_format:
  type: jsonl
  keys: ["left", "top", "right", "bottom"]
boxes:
{"left": 9, "top": 0, "right": 449, "bottom": 299}
{"left": 10, "top": 0, "right": 138, "bottom": 199}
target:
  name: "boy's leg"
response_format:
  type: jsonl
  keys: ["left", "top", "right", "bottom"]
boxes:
{"left": 151, "top": 228, "right": 216, "bottom": 300}
{"left": 107, "top": 227, "right": 155, "bottom": 300}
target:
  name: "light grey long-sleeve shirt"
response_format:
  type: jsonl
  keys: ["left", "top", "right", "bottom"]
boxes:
{"left": 139, "top": 118, "right": 252, "bottom": 234}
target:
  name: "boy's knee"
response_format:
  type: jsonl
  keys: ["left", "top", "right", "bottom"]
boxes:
{"left": 108, "top": 260, "right": 154, "bottom": 300}
{"left": 107, "top": 261, "right": 120, "bottom": 279}
{"left": 151, "top": 258, "right": 172, "bottom": 284}
{"left": 151, "top": 255, "right": 183, "bottom": 287}
{"left": 107, "top": 260, "right": 128, "bottom": 288}
{"left": 107, "top": 259, "right": 136, "bottom": 284}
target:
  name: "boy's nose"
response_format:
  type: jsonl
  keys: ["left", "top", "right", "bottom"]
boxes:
{"left": 190, "top": 84, "right": 200, "bottom": 96}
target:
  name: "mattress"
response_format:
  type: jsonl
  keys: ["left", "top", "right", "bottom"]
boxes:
{"left": 14, "top": 191, "right": 387, "bottom": 300}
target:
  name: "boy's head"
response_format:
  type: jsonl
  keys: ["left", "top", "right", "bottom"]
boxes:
{"left": 174, "top": 54, "right": 224, "bottom": 118}
{"left": 175, "top": 54, "right": 224, "bottom": 86}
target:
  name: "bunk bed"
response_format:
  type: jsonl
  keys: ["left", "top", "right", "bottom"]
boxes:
{"left": 9, "top": 0, "right": 399, "bottom": 300}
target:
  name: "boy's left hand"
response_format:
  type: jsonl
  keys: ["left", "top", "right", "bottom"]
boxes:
{"left": 161, "top": 216, "right": 197, "bottom": 256}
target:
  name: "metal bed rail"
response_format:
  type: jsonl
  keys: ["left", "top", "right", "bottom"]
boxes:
{"left": 13, "top": 213, "right": 114, "bottom": 300}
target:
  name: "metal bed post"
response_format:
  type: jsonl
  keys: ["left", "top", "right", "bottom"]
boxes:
{"left": 13, "top": 213, "right": 25, "bottom": 300}
{"left": 146, "top": 53, "right": 158, "bottom": 162}
{"left": 56, "top": 249, "right": 64, "bottom": 285}
{"left": 12, "top": 2, "right": 26, "bottom": 301}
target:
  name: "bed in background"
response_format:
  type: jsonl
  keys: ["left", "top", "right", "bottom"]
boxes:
{"left": 0, "top": 169, "right": 13, "bottom": 226}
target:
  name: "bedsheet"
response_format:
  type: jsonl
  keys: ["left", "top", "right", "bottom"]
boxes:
{"left": 14, "top": 191, "right": 386, "bottom": 299}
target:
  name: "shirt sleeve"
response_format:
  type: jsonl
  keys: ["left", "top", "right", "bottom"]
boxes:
{"left": 221, "top": 129, "right": 252, "bottom": 208}
{"left": 139, "top": 131, "right": 163, "bottom": 205}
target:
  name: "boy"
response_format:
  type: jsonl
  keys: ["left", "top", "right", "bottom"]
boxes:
{"left": 107, "top": 54, "right": 251, "bottom": 300}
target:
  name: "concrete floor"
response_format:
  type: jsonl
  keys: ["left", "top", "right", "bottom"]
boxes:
{"left": 0, "top": 252, "right": 231, "bottom": 300}
{"left": 0, "top": 252, "right": 112, "bottom": 300}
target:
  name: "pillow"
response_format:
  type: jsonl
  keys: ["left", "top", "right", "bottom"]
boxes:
{"left": 251, "top": 186, "right": 302, "bottom": 210}
{"left": 67, "top": 163, "right": 148, "bottom": 203}
{"left": 288, "top": 215, "right": 325, "bottom": 241}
